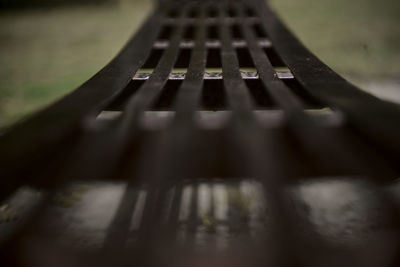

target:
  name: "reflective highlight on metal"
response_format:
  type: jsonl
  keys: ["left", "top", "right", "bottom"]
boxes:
{"left": 153, "top": 39, "right": 272, "bottom": 49}
{"left": 133, "top": 71, "right": 264, "bottom": 81}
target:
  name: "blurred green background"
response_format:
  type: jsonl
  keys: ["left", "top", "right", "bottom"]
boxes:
{"left": 0, "top": 0, "right": 399, "bottom": 129}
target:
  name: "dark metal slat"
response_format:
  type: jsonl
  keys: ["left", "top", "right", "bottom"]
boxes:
{"left": 237, "top": 1, "right": 394, "bottom": 179}
{"left": 250, "top": 0, "right": 400, "bottom": 163}
{"left": 54, "top": 2, "right": 191, "bottom": 182}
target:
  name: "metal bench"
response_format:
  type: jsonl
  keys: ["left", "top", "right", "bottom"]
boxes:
{"left": 1, "top": 0, "right": 400, "bottom": 266}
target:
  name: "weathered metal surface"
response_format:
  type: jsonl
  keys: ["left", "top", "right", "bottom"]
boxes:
{"left": 0, "top": 0, "right": 400, "bottom": 266}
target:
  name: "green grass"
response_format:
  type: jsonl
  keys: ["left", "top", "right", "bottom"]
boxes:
{"left": 0, "top": 0, "right": 151, "bottom": 129}
{"left": 269, "top": 0, "right": 400, "bottom": 78}
{"left": 0, "top": 0, "right": 399, "bottom": 128}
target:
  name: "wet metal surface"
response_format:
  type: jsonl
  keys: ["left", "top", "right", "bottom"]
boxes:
{"left": 1, "top": 0, "right": 400, "bottom": 266}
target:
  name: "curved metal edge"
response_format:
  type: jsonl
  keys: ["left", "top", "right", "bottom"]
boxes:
{"left": 252, "top": 0, "right": 400, "bottom": 161}
{"left": 0, "top": 6, "right": 163, "bottom": 201}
